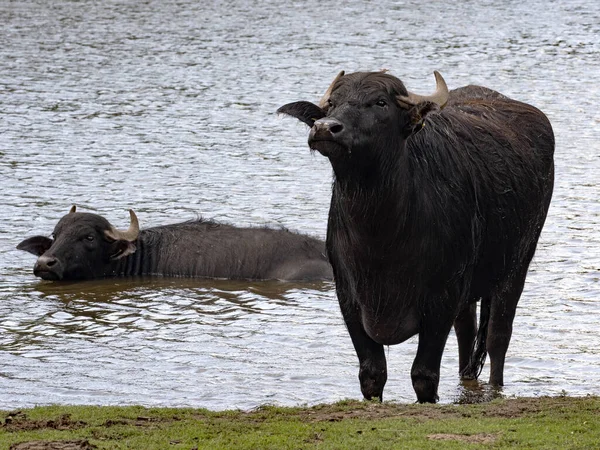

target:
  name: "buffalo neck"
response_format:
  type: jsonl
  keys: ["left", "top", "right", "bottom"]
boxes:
{"left": 107, "top": 231, "right": 163, "bottom": 277}
{"left": 327, "top": 139, "right": 440, "bottom": 288}
{"left": 329, "top": 142, "right": 413, "bottom": 232}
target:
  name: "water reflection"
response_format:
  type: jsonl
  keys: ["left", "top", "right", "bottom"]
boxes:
{"left": 8, "top": 278, "right": 335, "bottom": 343}
{"left": 454, "top": 379, "right": 503, "bottom": 405}
{"left": 28, "top": 277, "right": 331, "bottom": 305}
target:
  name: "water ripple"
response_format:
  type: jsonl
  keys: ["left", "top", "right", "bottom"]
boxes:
{"left": 1, "top": 0, "right": 599, "bottom": 410}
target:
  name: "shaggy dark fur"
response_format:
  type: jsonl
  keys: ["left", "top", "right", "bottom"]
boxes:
{"left": 17, "top": 212, "right": 332, "bottom": 282}
{"left": 278, "top": 71, "right": 554, "bottom": 403}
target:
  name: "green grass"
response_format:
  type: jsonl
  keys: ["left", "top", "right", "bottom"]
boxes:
{"left": 2, "top": 396, "right": 600, "bottom": 449}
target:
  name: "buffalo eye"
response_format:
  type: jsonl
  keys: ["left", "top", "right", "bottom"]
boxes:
{"left": 85, "top": 235, "right": 95, "bottom": 242}
{"left": 375, "top": 99, "right": 387, "bottom": 108}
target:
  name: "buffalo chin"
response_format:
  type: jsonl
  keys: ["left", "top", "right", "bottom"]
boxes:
{"left": 34, "top": 270, "right": 62, "bottom": 281}
{"left": 309, "top": 139, "right": 348, "bottom": 159}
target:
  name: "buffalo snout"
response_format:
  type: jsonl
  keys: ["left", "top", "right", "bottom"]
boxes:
{"left": 310, "top": 118, "right": 344, "bottom": 139}
{"left": 34, "top": 254, "right": 63, "bottom": 280}
{"left": 309, "top": 118, "right": 348, "bottom": 157}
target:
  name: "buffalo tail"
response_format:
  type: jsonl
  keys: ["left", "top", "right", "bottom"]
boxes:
{"left": 460, "top": 297, "right": 490, "bottom": 380}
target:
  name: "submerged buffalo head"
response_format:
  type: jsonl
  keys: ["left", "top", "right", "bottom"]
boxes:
{"left": 17, "top": 206, "right": 140, "bottom": 281}
{"left": 278, "top": 70, "right": 448, "bottom": 161}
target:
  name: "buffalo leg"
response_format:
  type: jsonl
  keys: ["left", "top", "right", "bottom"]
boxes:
{"left": 486, "top": 269, "right": 528, "bottom": 386}
{"left": 454, "top": 301, "right": 477, "bottom": 374}
{"left": 341, "top": 304, "right": 387, "bottom": 401}
{"left": 411, "top": 319, "right": 455, "bottom": 403}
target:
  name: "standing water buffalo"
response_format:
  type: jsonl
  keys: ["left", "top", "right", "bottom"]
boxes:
{"left": 278, "top": 70, "right": 554, "bottom": 402}
{"left": 17, "top": 206, "right": 333, "bottom": 282}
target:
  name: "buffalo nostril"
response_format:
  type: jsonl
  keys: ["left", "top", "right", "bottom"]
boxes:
{"left": 314, "top": 118, "right": 344, "bottom": 135}
{"left": 46, "top": 258, "right": 57, "bottom": 267}
{"left": 329, "top": 123, "right": 344, "bottom": 134}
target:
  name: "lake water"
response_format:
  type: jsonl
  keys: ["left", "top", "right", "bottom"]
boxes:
{"left": 1, "top": 0, "right": 599, "bottom": 410}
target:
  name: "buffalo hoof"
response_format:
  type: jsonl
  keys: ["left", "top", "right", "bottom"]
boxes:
{"left": 359, "top": 365, "right": 386, "bottom": 402}
{"left": 360, "top": 381, "right": 384, "bottom": 402}
{"left": 362, "top": 393, "right": 383, "bottom": 402}
{"left": 412, "top": 372, "right": 439, "bottom": 403}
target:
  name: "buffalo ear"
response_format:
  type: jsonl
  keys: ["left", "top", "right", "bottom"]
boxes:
{"left": 405, "top": 101, "right": 440, "bottom": 136}
{"left": 110, "top": 240, "right": 137, "bottom": 260}
{"left": 17, "top": 236, "right": 53, "bottom": 256}
{"left": 277, "top": 101, "right": 326, "bottom": 127}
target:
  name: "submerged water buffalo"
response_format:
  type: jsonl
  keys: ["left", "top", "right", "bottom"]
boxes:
{"left": 278, "top": 70, "right": 554, "bottom": 402}
{"left": 17, "top": 206, "right": 333, "bottom": 282}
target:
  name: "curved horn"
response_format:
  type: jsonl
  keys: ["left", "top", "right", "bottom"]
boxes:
{"left": 397, "top": 71, "right": 449, "bottom": 109}
{"left": 105, "top": 209, "right": 140, "bottom": 242}
{"left": 69, "top": 205, "right": 77, "bottom": 214}
{"left": 319, "top": 70, "right": 345, "bottom": 109}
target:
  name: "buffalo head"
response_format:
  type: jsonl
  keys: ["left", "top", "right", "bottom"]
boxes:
{"left": 278, "top": 70, "right": 448, "bottom": 161}
{"left": 17, "top": 206, "right": 140, "bottom": 281}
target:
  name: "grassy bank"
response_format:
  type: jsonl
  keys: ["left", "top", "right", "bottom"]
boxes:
{"left": 1, "top": 396, "right": 599, "bottom": 449}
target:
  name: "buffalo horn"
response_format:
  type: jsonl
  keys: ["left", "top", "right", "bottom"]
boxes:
{"left": 69, "top": 205, "right": 77, "bottom": 214}
{"left": 105, "top": 209, "right": 140, "bottom": 242}
{"left": 397, "top": 71, "right": 449, "bottom": 109}
{"left": 319, "top": 70, "right": 345, "bottom": 109}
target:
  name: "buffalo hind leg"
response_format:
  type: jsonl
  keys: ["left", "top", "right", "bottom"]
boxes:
{"left": 411, "top": 319, "right": 455, "bottom": 403}
{"left": 454, "top": 300, "right": 477, "bottom": 375}
{"left": 487, "top": 268, "right": 529, "bottom": 386}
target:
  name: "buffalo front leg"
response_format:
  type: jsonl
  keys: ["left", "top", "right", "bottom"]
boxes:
{"left": 411, "top": 319, "right": 455, "bottom": 403}
{"left": 341, "top": 304, "right": 387, "bottom": 401}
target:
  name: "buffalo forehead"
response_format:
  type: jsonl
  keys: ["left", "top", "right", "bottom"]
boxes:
{"left": 330, "top": 72, "right": 408, "bottom": 105}
{"left": 54, "top": 213, "right": 112, "bottom": 237}
{"left": 344, "top": 72, "right": 407, "bottom": 93}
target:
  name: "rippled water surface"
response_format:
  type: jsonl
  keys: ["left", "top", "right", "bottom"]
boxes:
{"left": 1, "top": 0, "right": 599, "bottom": 409}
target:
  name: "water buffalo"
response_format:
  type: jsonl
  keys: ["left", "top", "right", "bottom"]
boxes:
{"left": 278, "top": 70, "right": 554, "bottom": 402}
{"left": 17, "top": 206, "right": 333, "bottom": 282}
